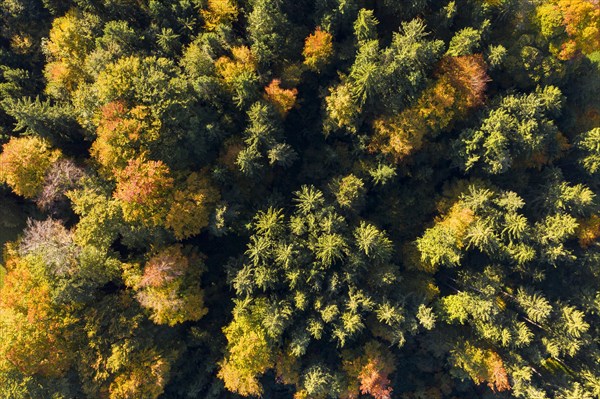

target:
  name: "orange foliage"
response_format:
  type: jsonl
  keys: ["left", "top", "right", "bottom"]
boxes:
{"left": 132, "top": 245, "right": 208, "bottom": 326}
{"left": 264, "top": 79, "right": 298, "bottom": 116}
{"left": 537, "top": 0, "right": 600, "bottom": 59}
{"left": 452, "top": 344, "right": 511, "bottom": 393}
{"left": 114, "top": 157, "right": 174, "bottom": 225}
{"left": 358, "top": 359, "right": 393, "bottom": 399}
{"left": 139, "top": 246, "right": 191, "bottom": 289}
{"left": 559, "top": 0, "right": 600, "bottom": 57}
{"left": 0, "top": 250, "right": 74, "bottom": 377}
{"left": 486, "top": 352, "right": 511, "bottom": 392}
{"left": 341, "top": 341, "right": 395, "bottom": 399}
{"left": 576, "top": 214, "right": 600, "bottom": 247}
{"left": 370, "top": 55, "right": 488, "bottom": 161}
{"left": 303, "top": 27, "right": 334, "bottom": 71}
{"left": 114, "top": 158, "right": 173, "bottom": 205}
{"left": 91, "top": 102, "right": 158, "bottom": 173}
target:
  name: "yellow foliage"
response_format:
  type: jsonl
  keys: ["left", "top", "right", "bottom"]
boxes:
{"left": 10, "top": 34, "right": 33, "bottom": 54}
{"left": 0, "top": 251, "right": 75, "bottom": 377}
{"left": 452, "top": 344, "right": 511, "bottom": 392}
{"left": 324, "top": 82, "right": 361, "bottom": 133}
{"left": 44, "top": 10, "right": 99, "bottom": 97}
{"left": 108, "top": 347, "right": 172, "bottom": 399}
{"left": 0, "top": 136, "right": 62, "bottom": 198}
{"left": 216, "top": 46, "right": 257, "bottom": 85}
{"left": 95, "top": 56, "right": 142, "bottom": 104}
{"left": 201, "top": 0, "right": 239, "bottom": 30}
{"left": 303, "top": 27, "right": 334, "bottom": 71}
{"left": 370, "top": 108, "right": 426, "bottom": 161}
{"left": 439, "top": 203, "right": 476, "bottom": 245}
{"left": 165, "top": 172, "right": 220, "bottom": 239}
{"left": 218, "top": 300, "right": 274, "bottom": 396}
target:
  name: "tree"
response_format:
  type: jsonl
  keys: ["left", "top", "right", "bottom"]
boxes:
{"left": 221, "top": 186, "right": 428, "bottom": 395}
{"left": 1, "top": 96, "right": 82, "bottom": 146}
{"left": 353, "top": 9, "right": 378, "bottom": 44}
{"left": 536, "top": 0, "right": 600, "bottom": 60}
{"left": 330, "top": 174, "right": 365, "bottom": 210}
{"left": 246, "top": 0, "right": 293, "bottom": 66}
{"left": 218, "top": 299, "right": 275, "bottom": 396}
{"left": 370, "top": 54, "right": 489, "bottom": 161}
{"left": 44, "top": 9, "right": 100, "bottom": 99}
{"left": 446, "top": 27, "right": 482, "bottom": 57}
{"left": 264, "top": 79, "right": 298, "bottom": 116}
{"left": 454, "top": 86, "right": 564, "bottom": 174}
{"left": 113, "top": 157, "right": 174, "bottom": 227}
{"left": 124, "top": 245, "right": 208, "bottom": 326}
{"left": 0, "top": 136, "right": 62, "bottom": 198}
{"left": 90, "top": 101, "right": 153, "bottom": 173}
{"left": 303, "top": 27, "right": 334, "bottom": 71}
{"left": 165, "top": 172, "right": 220, "bottom": 240}
{"left": 76, "top": 293, "right": 178, "bottom": 399}
{"left": 36, "top": 158, "right": 86, "bottom": 214}
{"left": 576, "top": 127, "right": 600, "bottom": 175}
{"left": 215, "top": 46, "right": 260, "bottom": 107}
{"left": 201, "top": 0, "right": 239, "bottom": 31}
{"left": 0, "top": 246, "right": 76, "bottom": 378}
{"left": 450, "top": 343, "right": 511, "bottom": 392}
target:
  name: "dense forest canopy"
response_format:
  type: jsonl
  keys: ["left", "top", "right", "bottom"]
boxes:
{"left": 0, "top": 0, "right": 599, "bottom": 398}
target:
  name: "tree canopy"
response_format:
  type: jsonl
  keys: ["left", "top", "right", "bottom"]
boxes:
{"left": 0, "top": 0, "right": 599, "bottom": 398}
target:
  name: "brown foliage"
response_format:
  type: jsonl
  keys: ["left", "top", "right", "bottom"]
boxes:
{"left": 341, "top": 341, "right": 396, "bottom": 399}
{"left": 36, "top": 159, "right": 86, "bottom": 213}
{"left": 439, "top": 54, "right": 489, "bottom": 110}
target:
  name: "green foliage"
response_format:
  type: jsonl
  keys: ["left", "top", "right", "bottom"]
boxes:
{"left": 577, "top": 127, "right": 600, "bottom": 175}
{"left": 446, "top": 27, "right": 482, "bottom": 56}
{"left": 1, "top": 1, "right": 600, "bottom": 398}
{"left": 455, "top": 86, "right": 564, "bottom": 174}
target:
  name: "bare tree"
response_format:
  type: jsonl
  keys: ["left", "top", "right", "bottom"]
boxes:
{"left": 36, "top": 159, "right": 86, "bottom": 215}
